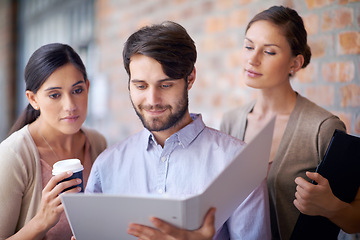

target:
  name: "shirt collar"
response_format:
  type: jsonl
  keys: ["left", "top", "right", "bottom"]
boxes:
{"left": 141, "top": 113, "right": 206, "bottom": 150}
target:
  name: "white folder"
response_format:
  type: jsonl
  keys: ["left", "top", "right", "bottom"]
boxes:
{"left": 61, "top": 116, "right": 275, "bottom": 240}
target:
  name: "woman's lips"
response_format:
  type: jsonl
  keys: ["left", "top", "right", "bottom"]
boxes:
{"left": 246, "top": 69, "right": 262, "bottom": 78}
{"left": 61, "top": 115, "right": 80, "bottom": 122}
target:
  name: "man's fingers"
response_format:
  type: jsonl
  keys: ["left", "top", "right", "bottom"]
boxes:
{"left": 198, "top": 207, "right": 216, "bottom": 238}
{"left": 201, "top": 207, "right": 216, "bottom": 231}
{"left": 150, "top": 217, "right": 184, "bottom": 238}
{"left": 127, "top": 223, "right": 159, "bottom": 240}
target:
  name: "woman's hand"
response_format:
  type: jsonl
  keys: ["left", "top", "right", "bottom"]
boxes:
{"left": 294, "top": 171, "right": 339, "bottom": 217}
{"left": 127, "top": 207, "right": 216, "bottom": 240}
{"left": 6, "top": 171, "right": 81, "bottom": 240}
{"left": 32, "top": 171, "right": 82, "bottom": 234}
{"left": 294, "top": 172, "right": 360, "bottom": 233}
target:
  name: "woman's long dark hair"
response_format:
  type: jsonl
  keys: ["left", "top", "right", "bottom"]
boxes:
{"left": 9, "top": 43, "right": 87, "bottom": 135}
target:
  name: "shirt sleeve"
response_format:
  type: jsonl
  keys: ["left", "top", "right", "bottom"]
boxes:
{"left": 85, "top": 158, "right": 103, "bottom": 193}
{"left": 226, "top": 179, "right": 271, "bottom": 239}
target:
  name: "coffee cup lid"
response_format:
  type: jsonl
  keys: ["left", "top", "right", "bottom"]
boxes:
{"left": 52, "top": 159, "right": 84, "bottom": 175}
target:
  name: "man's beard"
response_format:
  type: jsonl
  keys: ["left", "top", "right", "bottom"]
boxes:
{"left": 131, "top": 91, "right": 189, "bottom": 132}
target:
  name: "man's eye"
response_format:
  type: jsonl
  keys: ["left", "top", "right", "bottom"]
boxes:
{"left": 136, "top": 85, "right": 146, "bottom": 90}
{"left": 161, "top": 84, "right": 171, "bottom": 88}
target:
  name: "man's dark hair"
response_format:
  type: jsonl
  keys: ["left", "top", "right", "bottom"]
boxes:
{"left": 123, "top": 21, "right": 197, "bottom": 80}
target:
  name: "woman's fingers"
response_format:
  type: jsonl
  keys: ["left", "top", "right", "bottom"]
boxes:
{"left": 53, "top": 178, "right": 82, "bottom": 194}
{"left": 43, "top": 171, "right": 73, "bottom": 192}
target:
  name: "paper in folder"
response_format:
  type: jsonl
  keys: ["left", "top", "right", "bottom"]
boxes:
{"left": 290, "top": 130, "right": 360, "bottom": 240}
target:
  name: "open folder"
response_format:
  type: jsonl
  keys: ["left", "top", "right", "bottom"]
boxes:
{"left": 61, "top": 117, "right": 275, "bottom": 240}
{"left": 290, "top": 130, "right": 360, "bottom": 240}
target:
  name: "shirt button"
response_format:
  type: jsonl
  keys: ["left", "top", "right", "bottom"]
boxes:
{"left": 161, "top": 156, "right": 167, "bottom": 162}
{"left": 158, "top": 189, "right": 164, "bottom": 194}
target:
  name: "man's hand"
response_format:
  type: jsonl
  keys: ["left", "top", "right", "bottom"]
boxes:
{"left": 127, "top": 207, "right": 216, "bottom": 240}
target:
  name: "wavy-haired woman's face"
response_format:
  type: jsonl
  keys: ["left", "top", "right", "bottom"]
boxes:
{"left": 27, "top": 63, "right": 89, "bottom": 135}
{"left": 240, "top": 20, "right": 298, "bottom": 90}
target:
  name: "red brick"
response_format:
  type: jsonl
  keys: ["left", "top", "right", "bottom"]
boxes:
{"left": 333, "top": 111, "right": 352, "bottom": 133}
{"left": 321, "top": 11, "right": 333, "bottom": 32}
{"left": 339, "top": 0, "right": 360, "bottom": 3}
{"left": 338, "top": 31, "right": 360, "bottom": 54}
{"left": 322, "top": 8, "right": 353, "bottom": 31}
{"left": 212, "top": 93, "right": 223, "bottom": 107}
{"left": 355, "top": 114, "right": 360, "bottom": 135}
{"left": 219, "top": 34, "right": 237, "bottom": 50}
{"left": 338, "top": 61, "right": 355, "bottom": 82}
{"left": 303, "top": 14, "right": 319, "bottom": 35}
{"left": 296, "top": 63, "right": 316, "bottom": 83}
{"left": 200, "top": 37, "right": 217, "bottom": 52}
{"left": 227, "top": 49, "right": 242, "bottom": 68}
{"left": 237, "top": 0, "right": 254, "bottom": 5}
{"left": 340, "top": 84, "right": 360, "bottom": 107}
{"left": 305, "top": 85, "right": 335, "bottom": 106}
{"left": 205, "top": 16, "right": 227, "bottom": 33}
{"left": 305, "top": 0, "right": 336, "bottom": 9}
{"left": 309, "top": 36, "right": 333, "bottom": 58}
{"left": 335, "top": 7, "right": 354, "bottom": 29}
{"left": 229, "top": 9, "right": 249, "bottom": 28}
{"left": 322, "top": 61, "right": 355, "bottom": 82}
{"left": 216, "top": 0, "right": 233, "bottom": 10}
{"left": 90, "top": 0, "right": 360, "bottom": 144}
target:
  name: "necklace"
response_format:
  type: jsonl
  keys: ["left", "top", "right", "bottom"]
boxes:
{"left": 39, "top": 131, "right": 60, "bottom": 161}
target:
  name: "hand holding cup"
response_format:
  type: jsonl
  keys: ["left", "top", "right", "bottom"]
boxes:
{"left": 52, "top": 159, "right": 84, "bottom": 192}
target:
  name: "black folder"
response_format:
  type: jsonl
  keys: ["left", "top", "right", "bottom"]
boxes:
{"left": 290, "top": 130, "right": 360, "bottom": 240}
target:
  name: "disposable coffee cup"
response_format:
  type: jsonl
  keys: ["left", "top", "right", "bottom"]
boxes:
{"left": 52, "top": 159, "right": 84, "bottom": 192}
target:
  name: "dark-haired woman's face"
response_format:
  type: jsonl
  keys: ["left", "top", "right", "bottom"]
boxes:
{"left": 27, "top": 63, "right": 89, "bottom": 135}
{"left": 240, "top": 20, "right": 296, "bottom": 90}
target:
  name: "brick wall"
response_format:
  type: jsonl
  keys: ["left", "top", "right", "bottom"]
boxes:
{"left": 93, "top": 0, "right": 359, "bottom": 145}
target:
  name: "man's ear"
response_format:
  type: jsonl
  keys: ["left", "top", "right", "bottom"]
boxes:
{"left": 26, "top": 90, "right": 39, "bottom": 110}
{"left": 187, "top": 67, "right": 196, "bottom": 91}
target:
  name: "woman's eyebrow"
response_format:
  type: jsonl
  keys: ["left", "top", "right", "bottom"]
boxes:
{"left": 44, "top": 80, "right": 85, "bottom": 91}
{"left": 245, "top": 37, "right": 280, "bottom": 48}
{"left": 72, "top": 80, "right": 85, "bottom": 86}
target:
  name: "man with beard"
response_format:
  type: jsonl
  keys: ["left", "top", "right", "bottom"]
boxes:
{"left": 85, "top": 21, "right": 271, "bottom": 240}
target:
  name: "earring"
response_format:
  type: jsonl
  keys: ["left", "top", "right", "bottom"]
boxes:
{"left": 34, "top": 106, "right": 39, "bottom": 110}
{"left": 290, "top": 70, "right": 294, "bottom": 76}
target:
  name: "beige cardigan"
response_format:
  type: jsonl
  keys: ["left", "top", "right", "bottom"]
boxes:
{"left": 0, "top": 125, "right": 107, "bottom": 239}
{"left": 220, "top": 94, "right": 346, "bottom": 240}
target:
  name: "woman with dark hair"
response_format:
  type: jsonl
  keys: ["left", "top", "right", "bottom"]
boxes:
{"left": 0, "top": 43, "right": 107, "bottom": 240}
{"left": 221, "top": 6, "right": 358, "bottom": 239}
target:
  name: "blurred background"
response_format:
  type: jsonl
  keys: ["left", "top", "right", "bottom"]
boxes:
{"left": 0, "top": 0, "right": 359, "bottom": 146}
{"left": 0, "top": 0, "right": 359, "bottom": 239}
